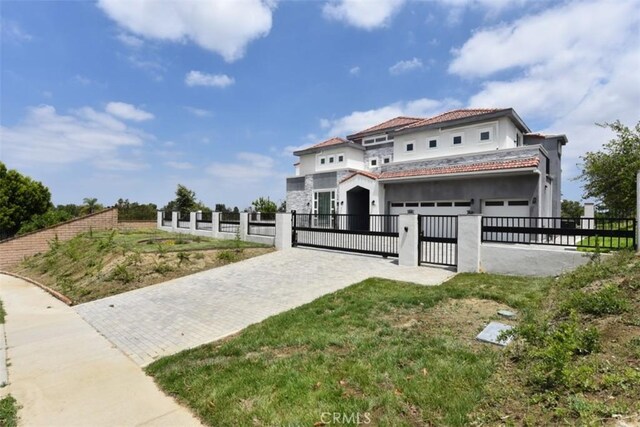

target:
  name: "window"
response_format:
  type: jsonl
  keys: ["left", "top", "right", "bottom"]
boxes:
{"left": 329, "top": 156, "right": 335, "bottom": 163}
{"left": 406, "top": 202, "right": 419, "bottom": 207}
{"left": 319, "top": 157, "right": 326, "bottom": 165}
{"left": 391, "top": 202, "right": 404, "bottom": 207}
{"left": 453, "top": 135, "right": 462, "bottom": 145}
{"left": 437, "top": 202, "right": 452, "bottom": 207}
{"left": 429, "top": 139, "right": 437, "bottom": 148}
{"left": 480, "top": 131, "right": 490, "bottom": 141}
{"left": 338, "top": 155, "right": 344, "bottom": 162}
{"left": 485, "top": 201, "right": 504, "bottom": 206}
{"left": 508, "top": 200, "right": 529, "bottom": 206}
{"left": 455, "top": 201, "right": 471, "bottom": 207}
{"left": 406, "top": 143, "right": 414, "bottom": 152}
{"left": 363, "top": 138, "right": 375, "bottom": 145}
{"left": 375, "top": 137, "right": 386, "bottom": 142}
{"left": 516, "top": 133, "right": 522, "bottom": 147}
{"left": 383, "top": 157, "right": 391, "bottom": 164}
{"left": 370, "top": 158, "right": 378, "bottom": 167}
{"left": 420, "top": 202, "right": 435, "bottom": 207}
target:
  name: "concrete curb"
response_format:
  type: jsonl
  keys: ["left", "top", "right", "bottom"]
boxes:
{"left": 0, "top": 271, "right": 73, "bottom": 306}
{"left": 0, "top": 323, "right": 7, "bottom": 387}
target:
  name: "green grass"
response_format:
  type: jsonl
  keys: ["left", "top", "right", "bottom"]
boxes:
{"left": 0, "top": 301, "right": 5, "bottom": 324}
{"left": 577, "top": 221, "right": 635, "bottom": 252}
{"left": 0, "top": 395, "right": 18, "bottom": 427}
{"left": 147, "top": 274, "right": 550, "bottom": 426}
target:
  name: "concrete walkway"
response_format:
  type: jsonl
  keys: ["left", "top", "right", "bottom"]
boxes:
{"left": 76, "top": 248, "right": 455, "bottom": 366}
{"left": 0, "top": 274, "right": 201, "bottom": 427}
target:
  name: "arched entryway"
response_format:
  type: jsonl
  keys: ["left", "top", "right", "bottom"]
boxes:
{"left": 346, "top": 186, "right": 370, "bottom": 231}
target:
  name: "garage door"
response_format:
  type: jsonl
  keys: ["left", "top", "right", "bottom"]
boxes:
{"left": 482, "top": 200, "right": 530, "bottom": 217}
{"left": 390, "top": 201, "right": 471, "bottom": 216}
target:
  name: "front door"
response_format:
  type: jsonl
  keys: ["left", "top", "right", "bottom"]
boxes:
{"left": 314, "top": 190, "right": 335, "bottom": 227}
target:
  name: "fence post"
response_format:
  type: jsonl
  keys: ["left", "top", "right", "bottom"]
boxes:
{"left": 457, "top": 215, "right": 482, "bottom": 273}
{"left": 398, "top": 214, "right": 418, "bottom": 267}
{"left": 239, "top": 212, "right": 249, "bottom": 241}
{"left": 171, "top": 211, "right": 178, "bottom": 231}
{"left": 189, "top": 212, "right": 197, "bottom": 233}
{"left": 581, "top": 203, "right": 595, "bottom": 230}
{"left": 156, "top": 211, "right": 163, "bottom": 229}
{"left": 275, "top": 213, "right": 292, "bottom": 250}
{"left": 211, "top": 212, "right": 221, "bottom": 239}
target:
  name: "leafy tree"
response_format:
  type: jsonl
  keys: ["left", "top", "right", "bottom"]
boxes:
{"left": 17, "top": 209, "right": 72, "bottom": 235}
{"left": 215, "top": 203, "right": 230, "bottom": 213}
{"left": 82, "top": 197, "right": 103, "bottom": 214}
{"left": 232, "top": 206, "right": 240, "bottom": 214}
{"left": 561, "top": 200, "right": 583, "bottom": 219}
{"left": 578, "top": 120, "right": 640, "bottom": 217}
{"left": 163, "top": 184, "right": 208, "bottom": 212}
{"left": 115, "top": 199, "right": 158, "bottom": 220}
{"left": 251, "top": 197, "right": 277, "bottom": 213}
{"left": 278, "top": 200, "right": 287, "bottom": 213}
{"left": 0, "top": 162, "right": 52, "bottom": 238}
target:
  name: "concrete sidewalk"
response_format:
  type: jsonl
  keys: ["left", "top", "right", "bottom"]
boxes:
{"left": 0, "top": 274, "right": 201, "bottom": 427}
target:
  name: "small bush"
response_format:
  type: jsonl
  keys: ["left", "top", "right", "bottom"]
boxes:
{"left": 126, "top": 251, "right": 142, "bottom": 266}
{"left": 176, "top": 251, "right": 190, "bottom": 266}
{"left": 153, "top": 262, "right": 174, "bottom": 275}
{"left": 110, "top": 263, "right": 135, "bottom": 284}
{"left": 565, "top": 285, "right": 629, "bottom": 316}
{"left": 217, "top": 250, "right": 241, "bottom": 263}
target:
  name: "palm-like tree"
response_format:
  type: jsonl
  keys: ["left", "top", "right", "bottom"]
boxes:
{"left": 83, "top": 197, "right": 99, "bottom": 214}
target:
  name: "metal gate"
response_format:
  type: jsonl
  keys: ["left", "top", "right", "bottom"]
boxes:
{"left": 418, "top": 215, "right": 458, "bottom": 266}
{"left": 291, "top": 211, "right": 399, "bottom": 257}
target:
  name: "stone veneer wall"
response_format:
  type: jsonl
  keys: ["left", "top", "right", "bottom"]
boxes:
{"left": 0, "top": 208, "right": 118, "bottom": 269}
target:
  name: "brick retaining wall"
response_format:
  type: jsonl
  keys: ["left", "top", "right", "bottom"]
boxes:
{"left": 118, "top": 220, "right": 157, "bottom": 230}
{"left": 0, "top": 208, "right": 118, "bottom": 269}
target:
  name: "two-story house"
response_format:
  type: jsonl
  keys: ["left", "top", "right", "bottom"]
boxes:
{"left": 286, "top": 108, "right": 567, "bottom": 219}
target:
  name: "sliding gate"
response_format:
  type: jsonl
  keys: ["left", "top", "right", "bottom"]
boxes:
{"left": 418, "top": 215, "right": 458, "bottom": 267}
{"left": 291, "top": 211, "right": 399, "bottom": 257}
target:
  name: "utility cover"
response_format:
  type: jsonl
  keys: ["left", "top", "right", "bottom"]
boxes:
{"left": 497, "top": 309, "right": 516, "bottom": 319}
{"left": 476, "top": 321, "right": 513, "bottom": 346}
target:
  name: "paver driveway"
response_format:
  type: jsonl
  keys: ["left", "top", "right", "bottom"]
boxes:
{"left": 75, "top": 248, "right": 455, "bottom": 366}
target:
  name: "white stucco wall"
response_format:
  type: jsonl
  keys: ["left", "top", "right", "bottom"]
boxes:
{"left": 298, "top": 146, "right": 365, "bottom": 175}
{"left": 337, "top": 174, "right": 385, "bottom": 215}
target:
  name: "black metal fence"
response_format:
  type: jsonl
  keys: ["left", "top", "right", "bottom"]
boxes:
{"left": 219, "top": 212, "right": 240, "bottom": 234}
{"left": 292, "top": 212, "right": 399, "bottom": 257}
{"left": 196, "top": 211, "right": 213, "bottom": 230}
{"left": 482, "top": 216, "right": 636, "bottom": 250}
{"left": 162, "top": 211, "right": 172, "bottom": 227}
{"left": 248, "top": 212, "right": 276, "bottom": 237}
{"left": 418, "top": 215, "right": 458, "bottom": 266}
{"left": 177, "top": 212, "right": 191, "bottom": 229}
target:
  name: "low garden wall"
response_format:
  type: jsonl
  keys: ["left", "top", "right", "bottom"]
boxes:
{"left": 0, "top": 208, "right": 118, "bottom": 269}
{"left": 118, "top": 220, "right": 156, "bottom": 230}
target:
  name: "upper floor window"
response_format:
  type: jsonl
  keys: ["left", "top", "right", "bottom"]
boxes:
{"left": 516, "top": 133, "right": 522, "bottom": 147}
{"left": 363, "top": 134, "right": 393, "bottom": 145}
{"left": 319, "top": 157, "right": 326, "bottom": 165}
{"left": 453, "top": 135, "right": 463, "bottom": 145}
{"left": 383, "top": 157, "right": 391, "bottom": 164}
{"left": 329, "top": 156, "right": 335, "bottom": 163}
{"left": 370, "top": 158, "right": 378, "bottom": 167}
{"left": 428, "top": 139, "right": 437, "bottom": 149}
{"left": 406, "top": 142, "right": 414, "bottom": 152}
{"left": 338, "top": 154, "right": 344, "bottom": 162}
{"left": 480, "top": 131, "right": 490, "bottom": 141}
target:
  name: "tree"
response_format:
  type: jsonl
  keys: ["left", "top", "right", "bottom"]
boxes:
{"left": 278, "top": 200, "right": 287, "bottom": 213}
{"left": 0, "top": 162, "right": 52, "bottom": 238}
{"left": 214, "top": 203, "right": 230, "bottom": 213}
{"left": 163, "top": 184, "right": 207, "bottom": 212}
{"left": 82, "top": 197, "right": 103, "bottom": 214}
{"left": 115, "top": 199, "right": 158, "bottom": 220}
{"left": 561, "top": 200, "right": 583, "bottom": 219}
{"left": 578, "top": 121, "right": 640, "bottom": 217}
{"left": 251, "top": 196, "right": 277, "bottom": 213}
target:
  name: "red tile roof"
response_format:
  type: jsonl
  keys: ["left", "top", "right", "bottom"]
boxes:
{"left": 379, "top": 157, "right": 539, "bottom": 180}
{"left": 339, "top": 170, "right": 380, "bottom": 184}
{"left": 308, "top": 136, "right": 349, "bottom": 149}
{"left": 398, "top": 108, "right": 504, "bottom": 131}
{"left": 348, "top": 116, "right": 423, "bottom": 138}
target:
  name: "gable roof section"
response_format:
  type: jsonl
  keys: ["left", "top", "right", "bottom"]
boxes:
{"left": 310, "top": 136, "right": 348, "bottom": 149}
{"left": 378, "top": 157, "right": 540, "bottom": 181}
{"left": 293, "top": 136, "right": 361, "bottom": 156}
{"left": 347, "top": 116, "right": 423, "bottom": 139}
{"left": 395, "top": 108, "right": 531, "bottom": 134}
{"left": 339, "top": 170, "right": 380, "bottom": 184}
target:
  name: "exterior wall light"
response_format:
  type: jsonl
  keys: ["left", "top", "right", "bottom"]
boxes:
{"left": 371, "top": 200, "right": 376, "bottom": 206}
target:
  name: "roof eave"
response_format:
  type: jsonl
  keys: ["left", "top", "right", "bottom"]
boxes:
{"left": 378, "top": 166, "right": 539, "bottom": 183}
{"left": 293, "top": 142, "right": 364, "bottom": 156}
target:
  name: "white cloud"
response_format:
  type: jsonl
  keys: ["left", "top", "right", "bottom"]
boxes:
{"left": 116, "top": 32, "right": 144, "bottom": 48}
{"left": 94, "top": 157, "right": 149, "bottom": 171}
{"left": 0, "top": 19, "right": 33, "bottom": 43}
{"left": 105, "top": 102, "right": 154, "bottom": 121}
{"left": 184, "top": 106, "right": 213, "bottom": 118}
{"left": 321, "top": 97, "right": 461, "bottom": 137}
{"left": 207, "top": 152, "right": 282, "bottom": 184}
{"left": 165, "top": 161, "right": 194, "bottom": 170}
{"left": 323, "top": 0, "right": 405, "bottom": 30}
{"left": 349, "top": 66, "right": 361, "bottom": 76}
{"left": 125, "top": 53, "right": 166, "bottom": 81}
{"left": 97, "top": 0, "right": 275, "bottom": 62}
{"left": 185, "top": 71, "right": 235, "bottom": 88}
{"left": 389, "top": 57, "right": 423, "bottom": 75}
{"left": 0, "top": 104, "right": 151, "bottom": 168}
{"left": 73, "top": 75, "right": 92, "bottom": 86}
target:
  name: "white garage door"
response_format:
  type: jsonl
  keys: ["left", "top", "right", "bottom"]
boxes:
{"left": 390, "top": 201, "right": 471, "bottom": 216}
{"left": 482, "top": 200, "right": 530, "bottom": 217}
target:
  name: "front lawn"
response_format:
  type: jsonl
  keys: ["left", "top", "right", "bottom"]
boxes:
{"left": 11, "top": 229, "right": 274, "bottom": 304}
{"left": 147, "top": 274, "right": 549, "bottom": 426}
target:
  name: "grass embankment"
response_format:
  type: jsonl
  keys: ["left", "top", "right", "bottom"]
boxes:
{"left": 148, "top": 252, "right": 640, "bottom": 426}
{"left": 148, "top": 274, "right": 549, "bottom": 426}
{"left": 11, "top": 229, "right": 273, "bottom": 304}
{"left": 0, "top": 301, "right": 5, "bottom": 324}
{"left": 0, "top": 395, "right": 18, "bottom": 427}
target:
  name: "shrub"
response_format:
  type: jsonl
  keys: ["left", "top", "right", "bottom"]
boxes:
{"left": 176, "top": 251, "right": 190, "bottom": 266}
{"left": 565, "top": 285, "right": 629, "bottom": 316}
{"left": 217, "top": 250, "right": 240, "bottom": 263}
{"left": 110, "top": 263, "right": 135, "bottom": 284}
{"left": 153, "top": 261, "right": 174, "bottom": 275}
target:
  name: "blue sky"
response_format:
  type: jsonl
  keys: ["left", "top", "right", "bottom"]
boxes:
{"left": 1, "top": 0, "right": 639, "bottom": 209}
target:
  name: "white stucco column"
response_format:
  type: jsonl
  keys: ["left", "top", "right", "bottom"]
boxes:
{"left": 457, "top": 215, "right": 482, "bottom": 273}
{"left": 156, "top": 211, "right": 162, "bottom": 229}
{"left": 636, "top": 171, "right": 640, "bottom": 252}
{"left": 275, "top": 213, "right": 292, "bottom": 250}
{"left": 398, "top": 214, "right": 419, "bottom": 267}
{"left": 171, "top": 211, "right": 178, "bottom": 231}
{"left": 189, "top": 212, "right": 197, "bottom": 233}
{"left": 581, "top": 202, "right": 595, "bottom": 230}
{"left": 211, "top": 212, "right": 221, "bottom": 239}
{"left": 239, "top": 212, "right": 249, "bottom": 240}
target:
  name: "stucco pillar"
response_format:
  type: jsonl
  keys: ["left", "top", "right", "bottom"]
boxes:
{"left": 636, "top": 171, "right": 640, "bottom": 252}
{"left": 398, "top": 214, "right": 419, "bottom": 267}
{"left": 171, "top": 211, "right": 178, "bottom": 231}
{"left": 156, "top": 211, "right": 162, "bottom": 229}
{"left": 457, "top": 215, "right": 482, "bottom": 273}
{"left": 275, "top": 213, "right": 292, "bottom": 250}
{"left": 581, "top": 202, "right": 595, "bottom": 230}
{"left": 189, "top": 212, "right": 197, "bottom": 233}
{"left": 211, "top": 212, "right": 221, "bottom": 239}
{"left": 239, "top": 212, "right": 249, "bottom": 241}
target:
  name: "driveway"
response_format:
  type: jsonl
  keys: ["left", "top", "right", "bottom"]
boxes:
{"left": 75, "top": 248, "right": 455, "bottom": 366}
